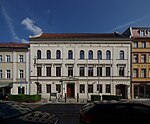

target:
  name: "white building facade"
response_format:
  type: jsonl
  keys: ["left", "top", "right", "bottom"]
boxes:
{"left": 29, "top": 33, "right": 132, "bottom": 100}
{"left": 0, "top": 43, "right": 30, "bottom": 95}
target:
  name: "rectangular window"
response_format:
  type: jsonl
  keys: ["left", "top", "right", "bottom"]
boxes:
{"left": 80, "top": 84, "right": 85, "bottom": 93}
{"left": 149, "top": 54, "right": 150, "bottom": 63}
{"left": 56, "top": 67, "right": 61, "bottom": 76}
{"left": 46, "top": 84, "right": 51, "bottom": 93}
{"left": 141, "top": 54, "right": 146, "bottom": 63}
{"left": 0, "top": 55, "right": 2, "bottom": 62}
{"left": 97, "top": 84, "right": 102, "bottom": 93}
{"left": 88, "top": 84, "right": 93, "bottom": 93}
{"left": 106, "top": 67, "right": 111, "bottom": 76}
{"left": 37, "top": 67, "right": 42, "bottom": 76}
{"left": 6, "top": 55, "right": 10, "bottom": 62}
{"left": 133, "top": 69, "right": 138, "bottom": 78}
{"left": 68, "top": 67, "right": 73, "bottom": 76}
{"left": 97, "top": 67, "right": 102, "bottom": 76}
{"left": 140, "top": 30, "right": 145, "bottom": 37}
{"left": 106, "top": 84, "right": 111, "bottom": 93}
{"left": 141, "top": 69, "right": 146, "bottom": 78}
{"left": 56, "top": 84, "right": 61, "bottom": 93}
{"left": 133, "top": 54, "right": 138, "bottom": 63}
{"left": 149, "top": 69, "right": 150, "bottom": 77}
{"left": 6, "top": 70, "right": 11, "bottom": 78}
{"left": 133, "top": 42, "right": 138, "bottom": 48}
{"left": 46, "top": 67, "right": 51, "bottom": 77}
{"left": 119, "top": 67, "right": 124, "bottom": 76}
{"left": 0, "top": 70, "right": 2, "bottom": 79}
{"left": 79, "top": 67, "right": 85, "bottom": 76}
{"left": 18, "top": 87, "right": 25, "bottom": 94}
{"left": 19, "top": 55, "right": 24, "bottom": 62}
{"left": 19, "top": 70, "right": 24, "bottom": 78}
{"left": 141, "top": 42, "right": 146, "bottom": 48}
{"left": 88, "top": 67, "right": 93, "bottom": 77}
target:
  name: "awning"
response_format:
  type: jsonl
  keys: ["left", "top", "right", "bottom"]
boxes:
{"left": 0, "top": 83, "right": 13, "bottom": 88}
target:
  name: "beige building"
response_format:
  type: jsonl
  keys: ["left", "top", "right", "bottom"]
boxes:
{"left": 0, "top": 43, "right": 30, "bottom": 95}
{"left": 123, "top": 27, "right": 150, "bottom": 98}
{"left": 29, "top": 33, "right": 132, "bottom": 100}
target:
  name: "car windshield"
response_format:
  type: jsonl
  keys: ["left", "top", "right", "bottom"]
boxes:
{"left": 0, "top": 102, "right": 33, "bottom": 119}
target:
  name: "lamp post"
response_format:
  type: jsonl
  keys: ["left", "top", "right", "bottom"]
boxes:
{"left": 34, "top": 56, "right": 39, "bottom": 95}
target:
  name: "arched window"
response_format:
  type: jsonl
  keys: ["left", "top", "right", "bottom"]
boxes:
{"left": 47, "top": 50, "right": 51, "bottom": 59}
{"left": 88, "top": 50, "right": 93, "bottom": 60}
{"left": 120, "top": 50, "right": 124, "bottom": 60}
{"left": 56, "top": 50, "right": 61, "bottom": 59}
{"left": 37, "top": 50, "right": 41, "bottom": 59}
{"left": 80, "top": 50, "right": 84, "bottom": 59}
{"left": 106, "top": 50, "right": 111, "bottom": 60}
{"left": 97, "top": 50, "right": 102, "bottom": 60}
{"left": 68, "top": 50, "right": 73, "bottom": 59}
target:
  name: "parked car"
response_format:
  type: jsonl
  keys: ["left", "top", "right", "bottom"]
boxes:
{"left": 0, "top": 100, "right": 60, "bottom": 124}
{"left": 0, "top": 93, "right": 8, "bottom": 100}
{"left": 79, "top": 100, "right": 150, "bottom": 124}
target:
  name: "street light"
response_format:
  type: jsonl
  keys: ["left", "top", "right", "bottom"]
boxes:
{"left": 34, "top": 56, "right": 39, "bottom": 95}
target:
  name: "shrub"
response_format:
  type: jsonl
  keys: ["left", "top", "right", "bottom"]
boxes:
{"left": 8, "top": 94, "right": 41, "bottom": 103}
{"left": 102, "top": 95, "right": 122, "bottom": 101}
{"left": 91, "top": 95, "right": 101, "bottom": 102}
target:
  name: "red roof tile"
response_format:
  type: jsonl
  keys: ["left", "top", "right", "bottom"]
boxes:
{"left": 0, "top": 43, "right": 29, "bottom": 48}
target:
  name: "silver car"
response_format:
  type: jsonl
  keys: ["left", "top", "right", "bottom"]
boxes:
{"left": 0, "top": 100, "right": 60, "bottom": 124}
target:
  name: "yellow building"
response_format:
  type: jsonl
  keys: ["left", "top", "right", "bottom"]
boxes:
{"left": 123, "top": 27, "right": 150, "bottom": 98}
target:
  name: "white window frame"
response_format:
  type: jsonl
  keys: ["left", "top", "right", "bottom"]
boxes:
{"left": 141, "top": 42, "right": 146, "bottom": 48}
{"left": 0, "top": 55, "right": 2, "bottom": 62}
{"left": 141, "top": 69, "right": 146, "bottom": 78}
{"left": 19, "top": 70, "right": 24, "bottom": 79}
{"left": 141, "top": 54, "right": 146, "bottom": 63}
{"left": 133, "top": 54, "right": 138, "bottom": 63}
{"left": 133, "top": 69, "right": 138, "bottom": 78}
{"left": 6, "top": 70, "right": 11, "bottom": 78}
{"left": 19, "top": 55, "right": 24, "bottom": 62}
{"left": 133, "top": 42, "right": 138, "bottom": 48}
{"left": 6, "top": 55, "right": 10, "bottom": 62}
{"left": 0, "top": 70, "right": 2, "bottom": 79}
{"left": 140, "top": 30, "right": 145, "bottom": 37}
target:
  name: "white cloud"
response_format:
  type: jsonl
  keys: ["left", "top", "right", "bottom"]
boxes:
{"left": 111, "top": 14, "right": 150, "bottom": 32}
{"left": 1, "top": 6, "right": 28, "bottom": 43}
{"left": 1, "top": 6, "right": 16, "bottom": 38}
{"left": 21, "top": 17, "right": 43, "bottom": 35}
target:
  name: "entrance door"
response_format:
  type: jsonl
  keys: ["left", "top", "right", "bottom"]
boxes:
{"left": 67, "top": 83, "right": 75, "bottom": 98}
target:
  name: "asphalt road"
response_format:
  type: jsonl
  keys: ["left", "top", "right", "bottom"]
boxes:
{"left": 26, "top": 103, "right": 85, "bottom": 124}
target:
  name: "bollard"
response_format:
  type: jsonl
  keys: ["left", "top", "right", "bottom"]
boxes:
{"left": 65, "top": 93, "right": 66, "bottom": 102}
{"left": 77, "top": 93, "right": 79, "bottom": 103}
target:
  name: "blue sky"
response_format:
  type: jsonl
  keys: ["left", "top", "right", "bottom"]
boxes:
{"left": 1, "top": 0, "right": 150, "bottom": 43}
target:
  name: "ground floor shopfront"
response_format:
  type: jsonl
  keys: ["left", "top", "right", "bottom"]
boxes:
{"left": 132, "top": 82, "right": 150, "bottom": 98}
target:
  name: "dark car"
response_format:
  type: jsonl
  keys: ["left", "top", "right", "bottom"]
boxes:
{"left": 0, "top": 100, "right": 60, "bottom": 124}
{"left": 0, "top": 93, "right": 8, "bottom": 100}
{"left": 79, "top": 100, "right": 150, "bottom": 124}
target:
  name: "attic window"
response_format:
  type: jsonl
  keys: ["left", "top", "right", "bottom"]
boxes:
{"left": 140, "top": 30, "right": 146, "bottom": 37}
{"left": 148, "top": 30, "right": 150, "bottom": 37}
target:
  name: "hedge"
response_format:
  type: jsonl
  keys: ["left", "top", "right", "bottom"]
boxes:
{"left": 91, "top": 95, "right": 101, "bottom": 101}
{"left": 8, "top": 94, "right": 41, "bottom": 103}
{"left": 102, "top": 95, "right": 122, "bottom": 101}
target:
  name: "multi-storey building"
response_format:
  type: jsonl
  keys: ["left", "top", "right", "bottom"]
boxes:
{"left": 123, "top": 27, "right": 150, "bottom": 98}
{"left": 29, "top": 33, "right": 131, "bottom": 100}
{"left": 0, "top": 43, "right": 30, "bottom": 95}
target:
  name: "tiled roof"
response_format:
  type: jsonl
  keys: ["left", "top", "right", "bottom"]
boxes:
{"left": 29, "top": 32, "right": 128, "bottom": 40}
{"left": 0, "top": 43, "right": 29, "bottom": 48}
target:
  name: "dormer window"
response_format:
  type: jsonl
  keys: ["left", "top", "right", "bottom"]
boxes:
{"left": 148, "top": 30, "right": 150, "bottom": 37}
{"left": 140, "top": 30, "right": 146, "bottom": 37}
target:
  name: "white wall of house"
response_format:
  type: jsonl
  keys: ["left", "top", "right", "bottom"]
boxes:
{"left": 30, "top": 39, "right": 131, "bottom": 99}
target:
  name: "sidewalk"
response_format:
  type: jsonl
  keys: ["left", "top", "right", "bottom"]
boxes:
{"left": 35, "top": 98, "right": 88, "bottom": 104}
